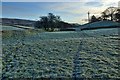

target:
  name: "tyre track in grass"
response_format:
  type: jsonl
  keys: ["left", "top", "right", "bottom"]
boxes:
{"left": 72, "top": 31, "right": 89, "bottom": 79}
{"left": 72, "top": 40, "right": 85, "bottom": 79}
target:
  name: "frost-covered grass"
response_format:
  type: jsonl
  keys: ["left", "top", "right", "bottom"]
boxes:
{"left": 2, "top": 28, "right": 120, "bottom": 78}
{"left": 1, "top": 25, "right": 25, "bottom": 31}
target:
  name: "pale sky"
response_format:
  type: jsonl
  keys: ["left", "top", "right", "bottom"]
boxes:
{"left": 1, "top": 0, "right": 120, "bottom": 24}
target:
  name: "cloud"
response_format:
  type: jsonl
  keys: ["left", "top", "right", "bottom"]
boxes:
{"left": 2, "top": 0, "right": 120, "bottom": 24}
{"left": 35, "top": 1, "right": 119, "bottom": 23}
{"left": 43, "top": 2, "right": 104, "bottom": 16}
{"left": 84, "top": 2, "right": 103, "bottom": 7}
{"left": 101, "top": 0, "right": 119, "bottom": 7}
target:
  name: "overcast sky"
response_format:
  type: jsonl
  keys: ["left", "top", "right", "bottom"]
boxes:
{"left": 1, "top": 0, "right": 120, "bottom": 24}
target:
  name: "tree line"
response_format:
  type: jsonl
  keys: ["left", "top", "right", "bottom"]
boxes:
{"left": 34, "top": 13, "right": 75, "bottom": 31}
{"left": 90, "top": 7, "right": 120, "bottom": 23}
{"left": 34, "top": 13, "right": 61, "bottom": 31}
{"left": 34, "top": 7, "right": 120, "bottom": 31}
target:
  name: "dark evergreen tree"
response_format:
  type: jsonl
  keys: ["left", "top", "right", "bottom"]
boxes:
{"left": 90, "top": 15, "right": 98, "bottom": 23}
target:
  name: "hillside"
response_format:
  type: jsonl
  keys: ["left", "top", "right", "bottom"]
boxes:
{"left": 0, "top": 18, "right": 77, "bottom": 29}
{"left": 0, "top": 18, "right": 35, "bottom": 27}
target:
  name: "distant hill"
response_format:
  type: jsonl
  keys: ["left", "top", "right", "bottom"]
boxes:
{"left": 1, "top": 18, "right": 79, "bottom": 29}
{"left": 0, "top": 18, "right": 35, "bottom": 27}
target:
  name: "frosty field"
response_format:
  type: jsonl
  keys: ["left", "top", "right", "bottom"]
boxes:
{"left": 2, "top": 28, "right": 120, "bottom": 78}
{"left": 1, "top": 25, "right": 25, "bottom": 31}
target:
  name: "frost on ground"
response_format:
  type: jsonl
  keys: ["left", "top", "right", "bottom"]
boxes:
{"left": 2, "top": 28, "right": 120, "bottom": 78}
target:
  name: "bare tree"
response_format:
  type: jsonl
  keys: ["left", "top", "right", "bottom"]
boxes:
{"left": 101, "top": 12, "right": 109, "bottom": 20}
{"left": 35, "top": 13, "right": 61, "bottom": 31}
{"left": 115, "top": 9, "right": 120, "bottom": 22}
{"left": 102, "top": 7, "right": 117, "bottom": 21}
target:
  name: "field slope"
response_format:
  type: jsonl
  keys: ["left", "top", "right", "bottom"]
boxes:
{"left": 2, "top": 28, "right": 120, "bottom": 78}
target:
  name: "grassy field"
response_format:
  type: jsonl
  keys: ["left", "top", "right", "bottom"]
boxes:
{"left": 2, "top": 28, "right": 120, "bottom": 78}
{"left": 1, "top": 25, "right": 25, "bottom": 31}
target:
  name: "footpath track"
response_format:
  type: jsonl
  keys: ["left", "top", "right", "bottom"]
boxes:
{"left": 72, "top": 32, "right": 89, "bottom": 79}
